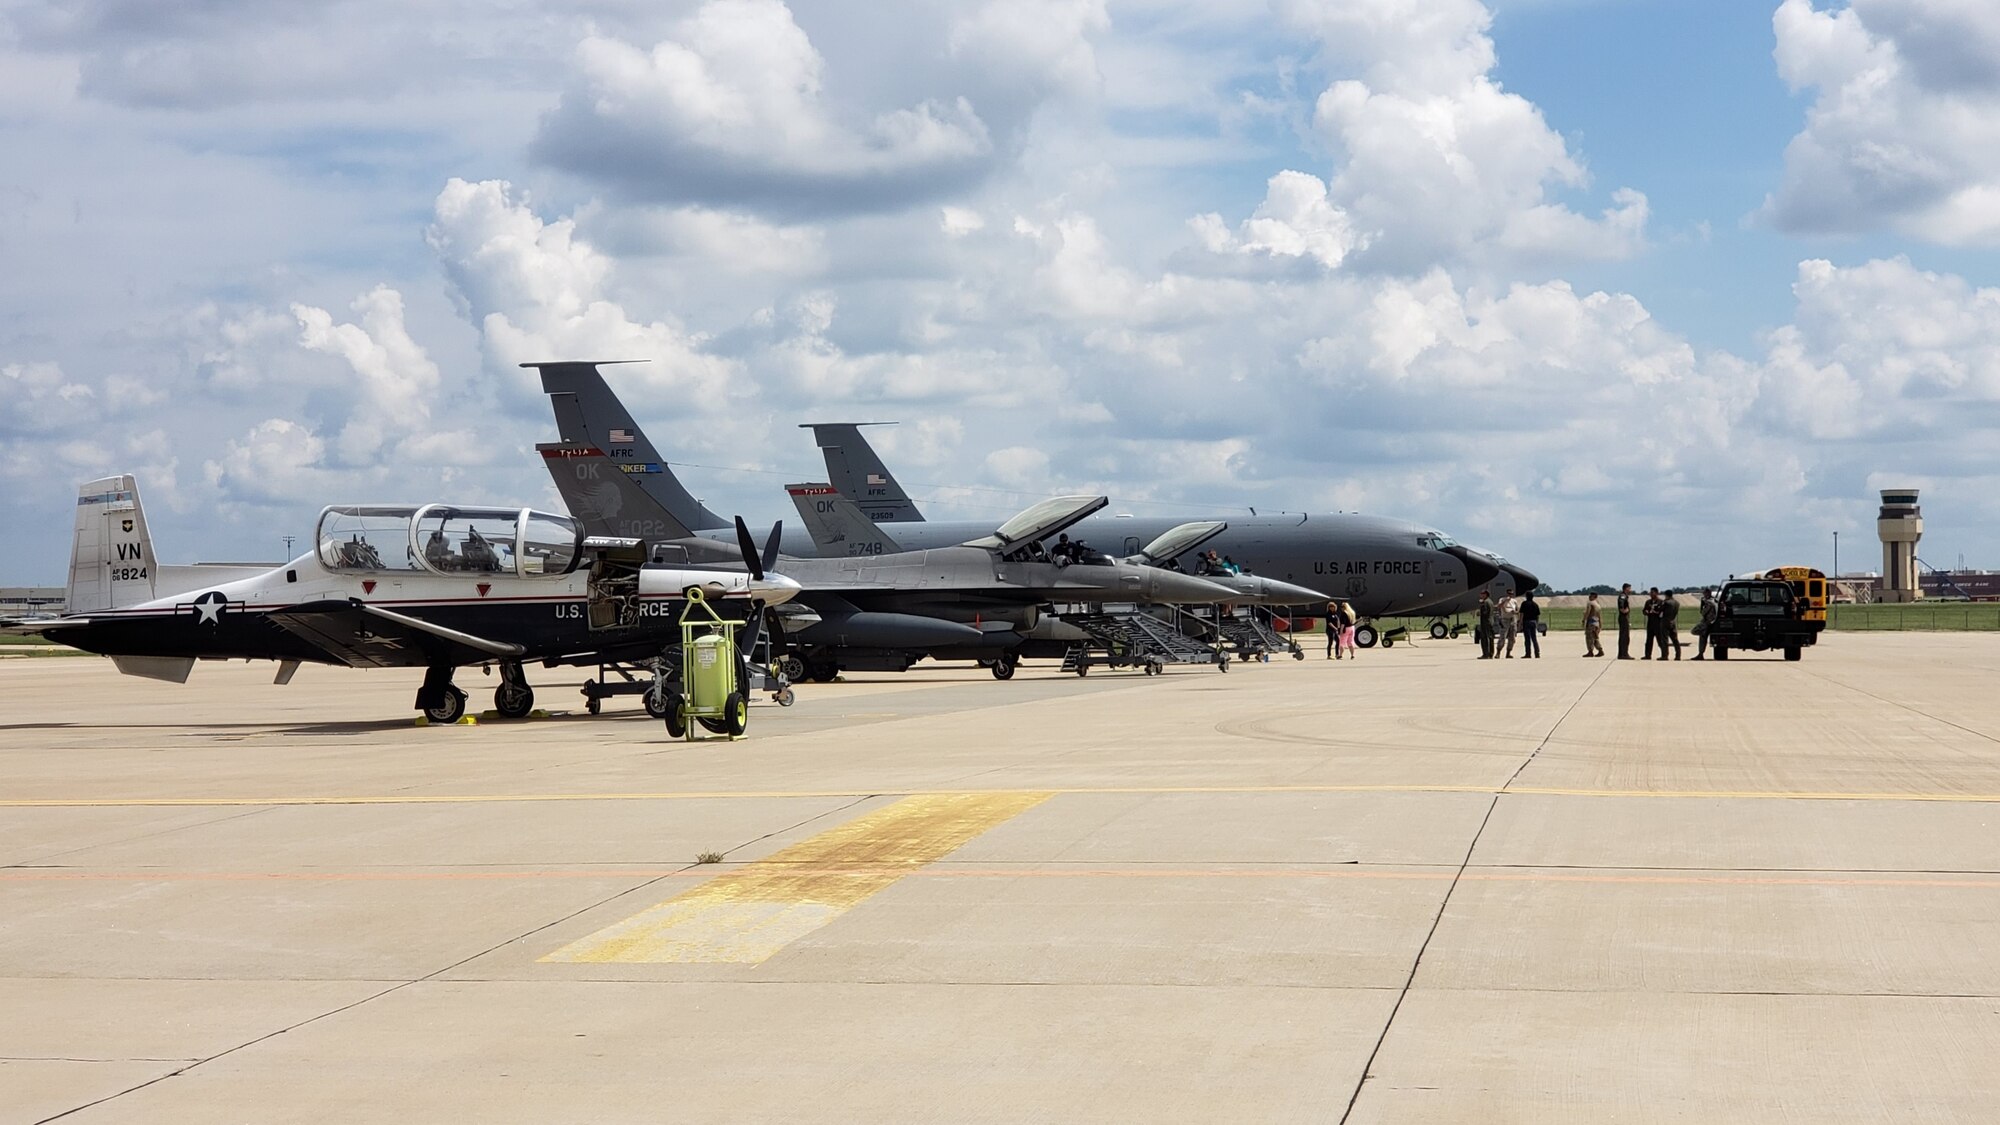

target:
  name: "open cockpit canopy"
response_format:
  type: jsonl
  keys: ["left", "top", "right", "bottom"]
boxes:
{"left": 316, "top": 505, "right": 584, "bottom": 578}
{"left": 1138, "top": 521, "right": 1227, "bottom": 564}
{"left": 962, "top": 495, "right": 1108, "bottom": 553}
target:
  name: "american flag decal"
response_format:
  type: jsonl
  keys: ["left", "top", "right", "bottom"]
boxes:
{"left": 866, "top": 473, "right": 887, "bottom": 485}
{"left": 609, "top": 428, "right": 634, "bottom": 444}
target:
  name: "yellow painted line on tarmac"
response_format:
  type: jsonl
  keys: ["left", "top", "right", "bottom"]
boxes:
{"left": 15, "top": 782, "right": 2000, "bottom": 807}
{"left": 539, "top": 790, "right": 1052, "bottom": 965}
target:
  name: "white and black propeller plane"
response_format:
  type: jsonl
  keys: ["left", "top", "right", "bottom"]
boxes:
{"left": 8, "top": 476, "right": 800, "bottom": 723}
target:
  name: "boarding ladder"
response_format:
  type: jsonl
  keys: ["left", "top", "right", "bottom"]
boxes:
{"left": 1056, "top": 607, "right": 1227, "bottom": 676}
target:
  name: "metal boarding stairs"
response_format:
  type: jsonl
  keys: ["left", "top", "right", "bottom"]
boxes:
{"left": 1211, "top": 608, "right": 1304, "bottom": 661}
{"left": 1057, "top": 606, "right": 1227, "bottom": 676}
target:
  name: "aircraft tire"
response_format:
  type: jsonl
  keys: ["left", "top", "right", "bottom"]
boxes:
{"left": 774, "top": 688, "right": 796, "bottom": 707}
{"left": 722, "top": 693, "right": 748, "bottom": 737}
{"left": 807, "top": 660, "right": 839, "bottom": 683}
{"left": 424, "top": 686, "right": 467, "bottom": 725}
{"left": 991, "top": 659, "right": 1016, "bottom": 681}
{"left": 1353, "top": 624, "right": 1379, "bottom": 649}
{"left": 775, "top": 654, "right": 807, "bottom": 682}
{"left": 643, "top": 686, "right": 673, "bottom": 719}
{"left": 1430, "top": 621, "right": 1450, "bottom": 640}
{"left": 1074, "top": 661, "right": 1088, "bottom": 677}
{"left": 662, "top": 696, "right": 688, "bottom": 738}
{"left": 495, "top": 682, "right": 534, "bottom": 719}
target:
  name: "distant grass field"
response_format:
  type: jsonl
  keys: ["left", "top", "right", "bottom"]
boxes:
{"left": 1336, "top": 601, "right": 2000, "bottom": 635}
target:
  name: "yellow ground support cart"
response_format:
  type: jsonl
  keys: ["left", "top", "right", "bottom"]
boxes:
{"left": 662, "top": 588, "right": 750, "bottom": 740}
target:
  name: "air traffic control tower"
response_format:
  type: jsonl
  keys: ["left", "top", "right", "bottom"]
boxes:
{"left": 1877, "top": 488, "right": 1923, "bottom": 603}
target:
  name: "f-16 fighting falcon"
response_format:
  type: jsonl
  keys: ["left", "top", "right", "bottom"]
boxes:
{"left": 7, "top": 476, "right": 799, "bottom": 723}
{"left": 540, "top": 439, "right": 1245, "bottom": 681}
{"left": 533, "top": 361, "right": 1508, "bottom": 625}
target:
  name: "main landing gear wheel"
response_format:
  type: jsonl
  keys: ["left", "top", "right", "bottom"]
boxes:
{"left": 807, "top": 660, "right": 839, "bottom": 683}
{"left": 1430, "top": 621, "right": 1451, "bottom": 640}
{"left": 1353, "top": 624, "right": 1379, "bottom": 649}
{"left": 494, "top": 682, "right": 534, "bottom": 719}
{"left": 423, "top": 686, "right": 467, "bottom": 725}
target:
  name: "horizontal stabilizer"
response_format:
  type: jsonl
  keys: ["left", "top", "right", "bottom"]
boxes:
{"left": 112, "top": 655, "right": 195, "bottom": 683}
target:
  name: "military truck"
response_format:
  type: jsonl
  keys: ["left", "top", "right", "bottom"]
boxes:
{"left": 1707, "top": 578, "right": 1824, "bottom": 661}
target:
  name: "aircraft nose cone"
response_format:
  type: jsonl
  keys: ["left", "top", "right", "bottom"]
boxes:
{"left": 756, "top": 574, "right": 803, "bottom": 605}
{"left": 1504, "top": 564, "right": 1539, "bottom": 594}
{"left": 1253, "top": 577, "right": 1328, "bottom": 606}
{"left": 1442, "top": 545, "right": 1500, "bottom": 590}
{"left": 1148, "top": 570, "right": 1241, "bottom": 603}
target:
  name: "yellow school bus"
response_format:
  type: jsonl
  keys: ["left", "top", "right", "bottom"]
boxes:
{"left": 1762, "top": 566, "right": 1828, "bottom": 623}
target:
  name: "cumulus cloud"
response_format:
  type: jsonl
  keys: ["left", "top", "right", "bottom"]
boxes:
{"left": 1204, "top": 0, "right": 1652, "bottom": 272}
{"left": 531, "top": 0, "right": 996, "bottom": 217}
{"left": 1764, "top": 0, "right": 2000, "bottom": 244}
{"left": 293, "top": 285, "right": 445, "bottom": 464}
{"left": 426, "top": 177, "right": 738, "bottom": 412}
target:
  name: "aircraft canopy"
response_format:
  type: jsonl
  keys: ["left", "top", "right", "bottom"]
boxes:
{"left": 1139, "top": 521, "right": 1227, "bottom": 564}
{"left": 963, "top": 495, "right": 1108, "bottom": 551}
{"left": 316, "top": 504, "right": 584, "bottom": 579}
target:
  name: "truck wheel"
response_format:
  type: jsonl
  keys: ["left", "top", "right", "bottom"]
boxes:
{"left": 1784, "top": 645, "right": 1802, "bottom": 662}
{"left": 1713, "top": 645, "right": 1728, "bottom": 661}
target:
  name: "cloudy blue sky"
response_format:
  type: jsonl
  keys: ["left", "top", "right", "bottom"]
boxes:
{"left": 5, "top": 0, "right": 1998, "bottom": 589}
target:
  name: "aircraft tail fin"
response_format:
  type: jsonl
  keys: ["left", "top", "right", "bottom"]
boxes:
{"left": 68, "top": 475, "right": 159, "bottom": 613}
{"left": 802, "top": 423, "right": 926, "bottom": 523}
{"left": 539, "top": 443, "right": 697, "bottom": 543}
{"left": 785, "top": 483, "right": 903, "bottom": 556}
{"left": 528, "top": 361, "right": 727, "bottom": 533}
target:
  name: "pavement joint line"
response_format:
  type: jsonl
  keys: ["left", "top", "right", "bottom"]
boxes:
{"left": 1340, "top": 654, "right": 1606, "bottom": 1125}
{"left": 17, "top": 782, "right": 2000, "bottom": 806}
{"left": 1800, "top": 666, "right": 2000, "bottom": 747}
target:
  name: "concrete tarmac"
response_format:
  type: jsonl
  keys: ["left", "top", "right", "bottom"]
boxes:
{"left": 4, "top": 633, "right": 2000, "bottom": 1122}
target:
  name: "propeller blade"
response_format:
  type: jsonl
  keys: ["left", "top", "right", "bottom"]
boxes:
{"left": 734, "top": 516, "right": 764, "bottom": 581}
{"left": 762, "top": 521, "right": 783, "bottom": 576}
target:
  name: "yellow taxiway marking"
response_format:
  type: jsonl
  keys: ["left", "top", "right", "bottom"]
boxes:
{"left": 540, "top": 791, "right": 1052, "bottom": 965}
{"left": 15, "top": 783, "right": 2000, "bottom": 807}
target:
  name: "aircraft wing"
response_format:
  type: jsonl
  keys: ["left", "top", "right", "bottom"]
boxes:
{"left": 263, "top": 599, "right": 527, "bottom": 669}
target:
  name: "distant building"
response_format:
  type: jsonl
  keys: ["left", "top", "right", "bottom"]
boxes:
{"left": 0, "top": 587, "right": 65, "bottom": 616}
{"left": 1919, "top": 571, "right": 2000, "bottom": 601}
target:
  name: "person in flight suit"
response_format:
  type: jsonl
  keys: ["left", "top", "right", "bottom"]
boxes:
{"left": 1661, "top": 589, "right": 1683, "bottom": 660}
{"left": 1692, "top": 589, "right": 1718, "bottom": 659}
{"left": 1582, "top": 592, "right": 1605, "bottom": 657}
{"left": 1642, "top": 587, "right": 1663, "bottom": 659}
{"left": 1476, "top": 590, "right": 1495, "bottom": 659}
{"left": 1519, "top": 591, "right": 1542, "bottom": 658}
{"left": 1617, "top": 583, "right": 1634, "bottom": 659}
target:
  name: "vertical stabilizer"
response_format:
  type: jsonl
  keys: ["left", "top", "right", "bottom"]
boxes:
{"left": 803, "top": 423, "right": 926, "bottom": 523}
{"left": 69, "top": 475, "right": 158, "bottom": 613}
{"left": 785, "top": 483, "right": 903, "bottom": 556}
{"left": 538, "top": 443, "right": 696, "bottom": 542}
{"left": 528, "top": 361, "right": 727, "bottom": 532}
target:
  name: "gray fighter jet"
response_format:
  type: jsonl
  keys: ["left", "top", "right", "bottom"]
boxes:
{"left": 537, "top": 362, "right": 1508, "bottom": 623}
{"left": 541, "top": 440, "right": 1241, "bottom": 680}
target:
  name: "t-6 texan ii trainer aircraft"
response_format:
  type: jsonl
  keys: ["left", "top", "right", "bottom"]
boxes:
{"left": 538, "top": 440, "right": 1246, "bottom": 680}
{"left": 536, "top": 361, "right": 1513, "bottom": 628}
{"left": 8, "top": 476, "right": 799, "bottom": 722}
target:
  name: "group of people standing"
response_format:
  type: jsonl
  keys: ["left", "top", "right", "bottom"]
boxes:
{"left": 1578, "top": 584, "right": 1720, "bottom": 659}
{"left": 1473, "top": 590, "right": 1543, "bottom": 658}
{"left": 1324, "top": 601, "right": 1358, "bottom": 659}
